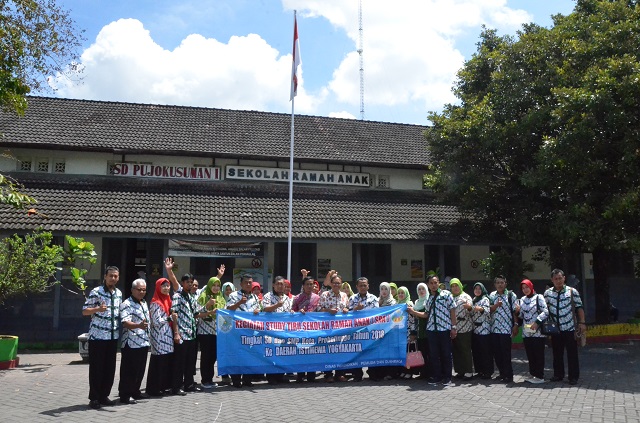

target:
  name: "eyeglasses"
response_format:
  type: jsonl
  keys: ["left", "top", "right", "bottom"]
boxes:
{"left": 135, "top": 288, "right": 147, "bottom": 292}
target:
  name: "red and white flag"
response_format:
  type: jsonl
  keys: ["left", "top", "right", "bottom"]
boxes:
{"left": 290, "top": 13, "right": 301, "bottom": 101}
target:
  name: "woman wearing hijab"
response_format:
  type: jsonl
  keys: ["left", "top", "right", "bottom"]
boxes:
{"left": 251, "top": 281, "right": 263, "bottom": 301}
{"left": 470, "top": 282, "right": 493, "bottom": 379}
{"left": 397, "top": 286, "right": 416, "bottom": 379}
{"left": 341, "top": 281, "right": 355, "bottom": 298}
{"left": 408, "top": 282, "right": 430, "bottom": 379}
{"left": 450, "top": 278, "right": 474, "bottom": 381}
{"left": 196, "top": 277, "right": 226, "bottom": 389}
{"left": 371, "top": 282, "right": 397, "bottom": 381}
{"left": 219, "top": 281, "right": 235, "bottom": 385}
{"left": 389, "top": 282, "right": 399, "bottom": 302}
{"left": 146, "top": 278, "right": 174, "bottom": 396}
{"left": 519, "top": 279, "right": 549, "bottom": 383}
{"left": 284, "top": 279, "right": 293, "bottom": 299}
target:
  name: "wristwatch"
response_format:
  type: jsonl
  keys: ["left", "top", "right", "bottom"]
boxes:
{"left": 451, "top": 325, "right": 457, "bottom": 330}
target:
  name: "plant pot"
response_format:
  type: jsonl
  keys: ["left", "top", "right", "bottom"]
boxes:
{"left": 78, "top": 333, "right": 89, "bottom": 362}
{"left": 0, "top": 335, "right": 18, "bottom": 362}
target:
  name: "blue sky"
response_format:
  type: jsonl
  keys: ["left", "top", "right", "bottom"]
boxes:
{"left": 52, "top": 0, "right": 577, "bottom": 124}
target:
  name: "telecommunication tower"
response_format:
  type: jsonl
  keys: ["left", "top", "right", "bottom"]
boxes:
{"left": 357, "top": 0, "right": 365, "bottom": 120}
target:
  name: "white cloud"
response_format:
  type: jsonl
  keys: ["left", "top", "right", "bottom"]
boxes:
{"left": 284, "top": 0, "right": 532, "bottom": 115}
{"left": 51, "top": 1, "right": 535, "bottom": 123}
{"left": 328, "top": 111, "right": 356, "bottom": 119}
{"left": 51, "top": 18, "right": 313, "bottom": 112}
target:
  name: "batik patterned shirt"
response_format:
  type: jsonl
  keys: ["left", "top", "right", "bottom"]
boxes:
{"left": 471, "top": 297, "right": 491, "bottom": 335}
{"left": 171, "top": 291, "right": 198, "bottom": 341}
{"left": 149, "top": 302, "right": 173, "bottom": 355}
{"left": 519, "top": 294, "right": 549, "bottom": 338}
{"left": 544, "top": 286, "right": 583, "bottom": 332}
{"left": 453, "top": 292, "right": 474, "bottom": 333}
{"left": 261, "top": 292, "right": 293, "bottom": 312}
{"left": 226, "top": 290, "right": 260, "bottom": 312}
{"left": 83, "top": 285, "right": 122, "bottom": 341}
{"left": 319, "top": 290, "right": 349, "bottom": 311}
{"left": 291, "top": 292, "right": 320, "bottom": 312}
{"left": 348, "top": 293, "right": 379, "bottom": 311}
{"left": 425, "top": 290, "right": 455, "bottom": 332}
{"left": 489, "top": 290, "right": 518, "bottom": 335}
{"left": 196, "top": 304, "right": 217, "bottom": 335}
{"left": 120, "top": 297, "right": 150, "bottom": 348}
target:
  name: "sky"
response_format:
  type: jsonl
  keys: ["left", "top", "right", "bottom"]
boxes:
{"left": 50, "top": 0, "right": 577, "bottom": 125}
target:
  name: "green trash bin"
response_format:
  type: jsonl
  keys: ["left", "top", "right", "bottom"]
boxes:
{"left": 0, "top": 335, "right": 18, "bottom": 362}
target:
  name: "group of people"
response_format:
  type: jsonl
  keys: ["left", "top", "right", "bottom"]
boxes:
{"left": 82, "top": 260, "right": 586, "bottom": 409}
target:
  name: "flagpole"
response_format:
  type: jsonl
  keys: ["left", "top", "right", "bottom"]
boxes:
{"left": 286, "top": 10, "right": 297, "bottom": 282}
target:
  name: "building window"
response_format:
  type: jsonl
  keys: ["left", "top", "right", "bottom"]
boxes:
{"left": 36, "top": 159, "right": 49, "bottom": 172}
{"left": 54, "top": 161, "right": 66, "bottom": 173}
{"left": 377, "top": 175, "right": 389, "bottom": 189}
{"left": 19, "top": 159, "right": 32, "bottom": 171}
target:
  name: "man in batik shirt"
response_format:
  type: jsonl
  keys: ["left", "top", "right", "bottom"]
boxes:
{"left": 118, "top": 278, "right": 150, "bottom": 404}
{"left": 489, "top": 275, "right": 519, "bottom": 383}
{"left": 319, "top": 273, "right": 350, "bottom": 382}
{"left": 348, "top": 277, "right": 379, "bottom": 381}
{"left": 82, "top": 266, "right": 122, "bottom": 409}
{"left": 262, "top": 276, "right": 293, "bottom": 384}
{"left": 226, "top": 274, "right": 260, "bottom": 388}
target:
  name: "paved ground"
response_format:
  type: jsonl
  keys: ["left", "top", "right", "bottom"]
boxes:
{"left": 1, "top": 342, "right": 639, "bottom": 423}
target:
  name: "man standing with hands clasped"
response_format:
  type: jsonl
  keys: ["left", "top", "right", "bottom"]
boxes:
{"left": 82, "top": 266, "right": 122, "bottom": 409}
{"left": 118, "top": 278, "right": 150, "bottom": 404}
{"left": 544, "top": 269, "right": 586, "bottom": 385}
{"left": 408, "top": 275, "right": 457, "bottom": 385}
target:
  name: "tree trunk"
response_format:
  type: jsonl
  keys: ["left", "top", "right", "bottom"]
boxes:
{"left": 591, "top": 246, "right": 611, "bottom": 324}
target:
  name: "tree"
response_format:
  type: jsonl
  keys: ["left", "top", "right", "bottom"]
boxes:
{"left": 1, "top": 0, "right": 84, "bottom": 114}
{"left": 426, "top": 0, "right": 640, "bottom": 323}
{"left": 0, "top": 231, "right": 97, "bottom": 305}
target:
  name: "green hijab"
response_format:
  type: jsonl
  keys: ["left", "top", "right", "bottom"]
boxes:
{"left": 198, "top": 277, "right": 225, "bottom": 310}
{"left": 389, "top": 282, "right": 399, "bottom": 301}
{"left": 449, "top": 278, "right": 464, "bottom": 297}
{"left": 396, "top": 286, "right": 414, "bottom": 307}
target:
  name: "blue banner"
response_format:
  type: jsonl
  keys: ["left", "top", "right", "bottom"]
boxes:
{"left": 217, "top": 304, "right": 408, "bottom": 374}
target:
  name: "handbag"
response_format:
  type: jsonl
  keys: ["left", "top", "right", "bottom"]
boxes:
{"left": 405, "top": 342, "right": 425, "bottom": 369}
{"left": 541, "top": 321, "right": 560, "bottom": 335}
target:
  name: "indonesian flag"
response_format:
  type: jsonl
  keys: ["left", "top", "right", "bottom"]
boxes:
{"left": 290, "top": 14, "right": 301, "bottom": 101}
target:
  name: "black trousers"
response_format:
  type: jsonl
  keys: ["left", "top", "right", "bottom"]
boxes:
{"left": 426, "top": 330, "right": 452, "bottom": 382}
{"left": 198, "top": 334, "right": 217, "bottom": 384}
{"left": 172, "top": 339, "right": 196, "bottom": 390}
{"left": 146, "top": 353, "right": 173, "bottom": 394}
{"left": 551, "top": 331, "right": 579, "bottom": 380}
{"left": 118, "top": 345, "right": 149, "bottom": 399}
{"left": 88, "top": 339, "right": 118, "bottom": 401}
{"left": 471, "top": 333, "right": 493, "bottom": 376}
{"left": 491, "top": 333, "right": 513, "bottom": 379}
{"left": 523, "top": 337, "right": 545, "bottom": 379}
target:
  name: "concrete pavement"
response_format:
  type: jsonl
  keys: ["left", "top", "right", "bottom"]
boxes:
{"left": 0, "top": 342, "right": 639, "bottom": 423}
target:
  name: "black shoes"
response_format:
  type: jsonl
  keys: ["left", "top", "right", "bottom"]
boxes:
{"left": 242, "top": 381, "right": 254, "bottom": 387}
{"left": 99, "top": 397, "right": 116, "bottom": 406}
{"left": 550, "top": 376, "right": 563, "bottom": 382}
{"left": 133, "top": 393, "right": 150, "bottom": 400}
{"left": 568, "top": 379, "right": 578, "bottom": 385}
{"left": 120, "top": 397, "right": 137, "bottom": 405}
{"left": 184, "top": 385, "right": 202, "bottom": 392}
{"left": 171, "top": 389, "right": 187, "bottom": 396}
{"left": 89, "top": 400, "right": 101, "bottom": 409}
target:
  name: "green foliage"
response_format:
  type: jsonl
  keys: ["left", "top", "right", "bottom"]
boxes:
{"left": 63, "top": 234, "right": 97, "bottom": 292}
{"left": 1, "top": 0, "right": 84, "bottom": 114}
{"left": 0, "top": 173, "right": 36, "bottom": 209}
{"left": 426, "top": 0, "right": 640, "bottom": 323}
{"left": 480, "top": 249, "right": 534, "bottom": 285}
{"left": 0, "top": 230, "right": 63, "bottom": 304}
{"left": 0, "top": 230, "right": 97, "bottom": 304}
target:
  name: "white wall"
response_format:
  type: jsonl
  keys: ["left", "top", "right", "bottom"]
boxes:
{"left": 459, "top": 245, "right": 490, "bottom": 281}
{"left": 317, "top": 241, "right": 352, "bottom": 281}
{"left": 392, "top": 242, "right": 426, "bottom": 281}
